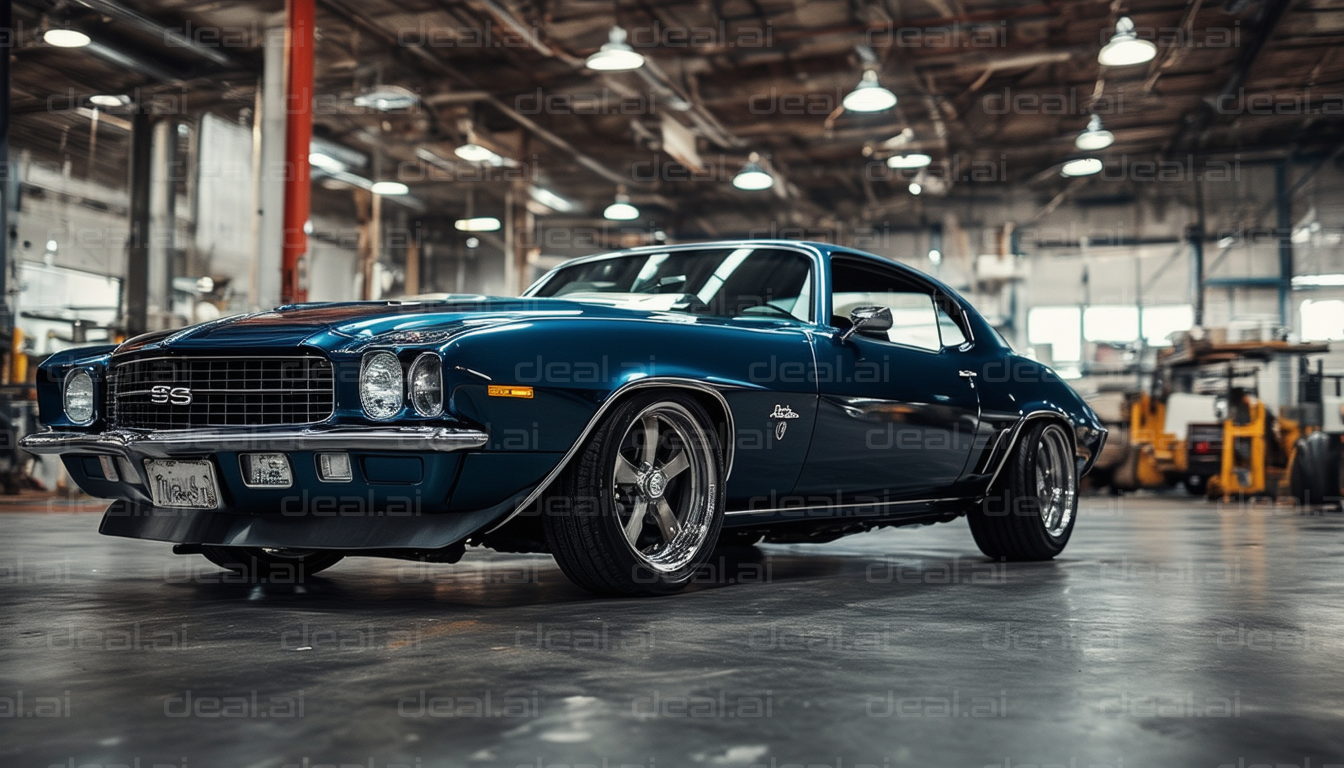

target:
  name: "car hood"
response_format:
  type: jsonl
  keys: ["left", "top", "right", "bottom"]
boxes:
{"left": 114, "top": 296, "right": 790, "bottom": 354}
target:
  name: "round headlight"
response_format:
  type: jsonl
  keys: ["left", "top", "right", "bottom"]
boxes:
{"left": 360, "top": 352, "right": 403, "bottom": 420}
{"left": 64, "top": 369, "right": 96, "bottom": 426}
{"left": 408, "top": 353, "right": 444, "bottom": 417}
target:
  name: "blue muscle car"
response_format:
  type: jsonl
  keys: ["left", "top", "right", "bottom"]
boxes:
{"left": 22, "top": 241, "right": 1105, "bottom": 596}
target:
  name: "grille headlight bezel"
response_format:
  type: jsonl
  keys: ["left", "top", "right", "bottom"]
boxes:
{"left": 63, "top": 368, "right": 96, "bottom": 426}
{"left": 359, "top": 351, "right": 404, "bottom": 421}
{"left": 408, "top": 352, "right": 445, "bottom": 418}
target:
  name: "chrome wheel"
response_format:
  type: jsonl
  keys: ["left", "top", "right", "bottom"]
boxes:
{"left": 611, "top": 401, "right": 717, "bottom": 572}
{"left": 1035, "top": 424, "right": 1077, "bottom": 537}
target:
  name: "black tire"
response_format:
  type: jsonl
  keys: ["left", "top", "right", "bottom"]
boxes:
{"left": 1183, "top": 475, "right": 1207, "bottom": 496}
{"left": 542, "top": 391, "right": 726, "bottom": 596}
{"left": 1290, "top": 432, "right": 1341, "bottom": 507}
{"left": 200, "top": 546, "right": 343, "bottom": 580}
{"left": 969, "top": 421, "right": 1079, "bottom": 561}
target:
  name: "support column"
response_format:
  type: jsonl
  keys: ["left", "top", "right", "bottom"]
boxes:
{"left": 1275, "top": 160, "right": 1294, "bottom": 408}
{"left": 125, "top": 110, "right": 152, "bottom": 337}
{"left": 1191, "top": 178, "right": 1206, "bottom": 328}
{"left": 0, "top": 0, "right": 12, "bottom": 343}
{"left": 281, "top": 0, "right": 315, "bottom": 305}
{"left": 252, "top": 13, "right": 286, "bottom": 311}
{"left": 404, "top": 224, "right": 420, "bottom": 296}
{"left": 147, "top": 119, "right": 176, "bottom": 328}
{"left": 1275, "top": 161, "right": 1293, "bottom": 329}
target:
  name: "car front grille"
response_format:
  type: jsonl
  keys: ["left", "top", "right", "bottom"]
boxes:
{"left": 108, "top": 354, "right": 336, "bottom": 430}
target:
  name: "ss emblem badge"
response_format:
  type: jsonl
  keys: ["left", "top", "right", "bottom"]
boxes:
{"left": 149, "top": 385, "right": 193, "bottom": 406}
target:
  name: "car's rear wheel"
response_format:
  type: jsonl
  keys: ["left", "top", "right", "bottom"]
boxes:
{"left": 969, "top": 421, "right": 1079, "bottom": 561}
{"left": 200, "top": 546, "right": 344, "bottom": 580}
{"left": 543, "top": 392, "right": 725, "bottom": 596}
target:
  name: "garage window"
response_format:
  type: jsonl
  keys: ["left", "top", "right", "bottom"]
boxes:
{"left": 1141, "top": 305, "right": 1195, "bottom": 346}
{"left": 1301, "top": 299, "right": 1344, "bottom": 341}
{"left": 1028, "top": 306, "right": 1081, "bottom": 362}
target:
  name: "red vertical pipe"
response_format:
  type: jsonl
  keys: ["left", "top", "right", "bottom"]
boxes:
{"left": 281, "top": 0, "right": 314, "bottom": 304}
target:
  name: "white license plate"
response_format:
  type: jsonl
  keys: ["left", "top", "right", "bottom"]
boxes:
{"left": 144, "top": 459, "right": 220, "bottom": 509}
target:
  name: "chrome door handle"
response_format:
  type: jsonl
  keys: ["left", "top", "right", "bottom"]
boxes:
{"left": 959, "top": 370, "right": 978, "bottom": 378}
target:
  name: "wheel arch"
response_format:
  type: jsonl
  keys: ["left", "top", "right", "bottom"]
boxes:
{"left": 981, "top": 410, "right": 1079, "bottom": 498}
{"left": 484, "top": 377, "right": 737, "bottom": 533}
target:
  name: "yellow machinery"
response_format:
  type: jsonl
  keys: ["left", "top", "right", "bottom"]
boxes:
{"left": 1115, "top": 338, "right": 1329, "bottom": 497}
{"left": 1209, "top": 397, "right": 1306, "bottom": 498}
{"left": 1124, "top": 392, "right": 1189, "bottom": 489}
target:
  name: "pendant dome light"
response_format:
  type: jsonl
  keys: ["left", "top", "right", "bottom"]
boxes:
{"left": 732, "top": 153, "right": 775, "bottom": 191}
{"left": 842, "top": 70, "right": 898, "bottom": 113}
{"left": 1098, "top": 17, "right": 1156, "bottom": 67}
{"left": 586, "top": 27, "right": 645, "bottom": 71}
{"left": 1074, "top": 115, "right": 1115, "bottom": 151}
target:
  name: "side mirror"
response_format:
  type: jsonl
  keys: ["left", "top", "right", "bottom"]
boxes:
{"left": 839, "top": 306, "right": 893, "bottom": 343}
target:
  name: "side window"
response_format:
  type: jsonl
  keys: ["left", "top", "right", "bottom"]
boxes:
{"left": 937, "top": 304, "right": 968, "bottom": 348}
{"left": 831, "top": 258, "right": 942, "bottom": 352}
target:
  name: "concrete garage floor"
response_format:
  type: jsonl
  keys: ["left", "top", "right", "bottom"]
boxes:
{"left": 5, "top": 495, "right": 1344, "bottom": 768}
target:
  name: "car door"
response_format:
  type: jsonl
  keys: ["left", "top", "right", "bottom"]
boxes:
{"left": 792, "top": 255, "right": 981, "bottom": 505}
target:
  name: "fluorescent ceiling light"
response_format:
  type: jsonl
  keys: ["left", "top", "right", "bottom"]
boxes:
{"left": 44, "top": 28, "right": 91, "bottom": 47}
{"left": 842, "top": 70, "right": 897, "bottom": 113}
{"left": 1061, "top": 157, "right": 1103, "bottom": 177}
{"left": 371, "top": 181, "right": 409, "bottom": 195}
{"left": 1075, "top": 115, "right": 1115, "bottom": 151}
{"left": 1098, "top": 17, "right": 1156, "bottom": 67}
{"left": 455, "top": 217, "right": 502, "bottom": 232}
{"left": 353, "top": 86, "right": 418, "bottom": 111}
{"left": 886, "top": 153, "right": 932, "bottom": 169}
{"left": 530, "top": 186, "right": 577, "bottom": 213}
{"left": 88, "top": 94, "right": 129, "bottom": 108}
{"left": 1293, "top": 274, "right": 1344, "bottom": 288}
{"left": 586, "top": 27, "right": 645, "bottom": 71}
{"left": 732, "top": 154, "right": 774, "bottom": 191}
{"left": 309, "top": 153, "right": 346, "bottom": 173}
{"left": 455, "top": 143, "right": 503, "bottom": 164}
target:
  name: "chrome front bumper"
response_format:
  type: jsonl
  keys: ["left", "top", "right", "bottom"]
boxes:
{"left": 19, "top": 425, "right": 490, "bottom": 459}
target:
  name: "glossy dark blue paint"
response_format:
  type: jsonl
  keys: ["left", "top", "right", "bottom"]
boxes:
{"left": 30, "top": 241, "right": 1106, "bottom": 553}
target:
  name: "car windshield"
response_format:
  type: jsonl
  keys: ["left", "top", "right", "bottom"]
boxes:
{"left": 530, "top": 247, "right": 814, "bottom": 321}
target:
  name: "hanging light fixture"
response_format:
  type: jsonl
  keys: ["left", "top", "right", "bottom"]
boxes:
{"left": 603, "top": 187, "right": 640, "bottom": 221}
{"left": 455, "top": 217, "right": 502, "bottom": 232}
{"left": 89, "top": 94, "right": 130, "bottom": 108}
{"left": 586, "top": 27, "right": 645, "bottom": 71}
{"left": 1074, "top": 115, "right": 1115, "bottom": 151}
{"left": 886, "top": 153, "right": 932, "bottom": 169}
{"left": 455, "top": 143, "right": 503, "bottom": 164}
{"left": 732, "top": 153, "right": 774, "bottom": 191}
{"left": 1098, "top": 17, "right": 1156, "bottom": 67}
{"left": 371, "top": 181, "right": 409, "bottom": 195}
{"left": 908, "top": 182, "right": 923, "bottom": 195}
{"left": 1061, "top": 157, "right": 1104, "bottom": 177}
{"left": 43, "top": 27, "right": 91, "bottom": 47}
{"left": 842, "top": 70, "right": 897, "bottom": 113}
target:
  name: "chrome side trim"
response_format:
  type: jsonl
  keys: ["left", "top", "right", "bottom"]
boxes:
{"left": 485, "top": 377, "right": 738, "bottom": 532}
{"left": 19, "top": 425, "right": 489, "bottom": 459}
{"left": 726, "top": 497, "right": 969, "bottom": 516}
{"left": 978, "top": 411, "right": 1077, "bottom": 497}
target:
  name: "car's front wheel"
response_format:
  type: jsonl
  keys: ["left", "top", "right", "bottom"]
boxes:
{"left": 200, "top": 546, "right": 344, "bottom": 580}
{"left": 543, "top": 392, "right": 725, "bottom": 596}
{"left": 968, "top": 421, "right": 1079, "bottom": 561}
